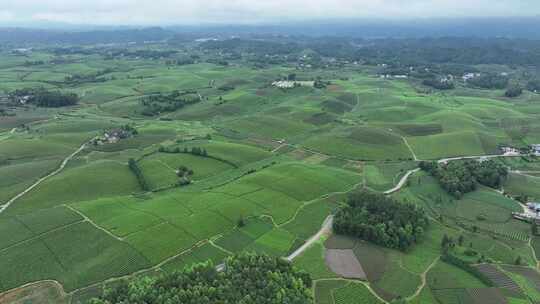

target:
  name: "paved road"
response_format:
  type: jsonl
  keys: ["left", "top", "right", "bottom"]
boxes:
{"left": 384, "top": 168, "right": 421, "bottom": 195}
{"left": 284, "top": 153, "right": 525, "bottom": 261}
{"left": 287, "top": 216, "right": 333, "bottom": 261}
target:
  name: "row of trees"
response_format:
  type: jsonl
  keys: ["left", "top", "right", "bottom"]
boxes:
{"left": 65, "top": 68, "right": 114, "bottom": 84}
{"left": 419, "top": 160, "right": 508, "bottom": 198}
{"left": 159, "top": 146, "right": 209, "bottom": 157}
{"left": 333, "top": 190, "right": 429, "bottom": 251}
{"left": 89, "top": 253, "right": 312, "bottom": 304}
{"left": 158, "top": 145, "right": 239, "bottom": 168}
{"left": 9, "top": 88, "right": 79, "bottom": 107}
{"left": 140, "top": 91, "right": 201, "bottom": 116}
{"left": 128, "top": 158, "right": 149, "bottom": 191}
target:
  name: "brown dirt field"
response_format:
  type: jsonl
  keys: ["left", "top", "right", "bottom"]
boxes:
{"left": 476, "top": 264, "right": 522, "bottom": 294}
{"left": 304, "top": 154, "right": 329, "bottom": 164}
{"left": 245, "top": 137, "right": 280, "bottom": 150}
{"left": 352, "top": 241, "right": 388, "bottom": 282}
{"left": 286, "top": 148, "right": 314, "bottom": 160}
{"left": 502, "top": 265, "right": 540, "bottom": 293}
{"left": 325, "top": 249, "right": 367, "bottom": 280}
{"left": 468, "top": 287, "right": 508, "bottom": 304}
{"left": 0, "top": 281, "right": 68, "bottom": 304}
{"left": 327, "top": 85, "right": 343, "bottom": 92}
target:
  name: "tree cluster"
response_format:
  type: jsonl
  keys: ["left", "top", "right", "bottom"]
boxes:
{"left": 419, "top": 160, "right": 508, "bottom": 198}
{"left": 504, "top": 85, "right": 523, "bottom": 97}
{"left": 65, "top": 68, "right": 114, "bottom": 84}
{"left": 333, "top": 190, "right": 429, "bottom": 251}
{"left": 526, "top": 79, "right": 540, "bottom": 92}
{"left": 9, "top": 88, "right": 79, "bottom": 107}
{"left": 89, "top": 253, "right": 312, "bottom": 304}
{"left": 176, "top": 165, "right": 194, "bottom": 186}
{"left": 140, "top": 91, "right": 201, "bottom": 116}
{"left": 467, "top": 73, "right": 509, "bottom": 89}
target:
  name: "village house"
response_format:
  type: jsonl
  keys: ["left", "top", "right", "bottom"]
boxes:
{"left": 500, "top": 146, "right": 520, "bottom": 156}
{"left": 532, "top": 144, "right": 540, "bottom": 156}
{"left": 272, "top": 80, "right": 315, "bottom": 89}
{"left": 527, "top": 202, "right": 540, "bottom": 213}
{"left": 462, "top": 73, "right": 480, "bottom": 82}
{"left": 92, "top": 128, "right": 134, "bottom": 145}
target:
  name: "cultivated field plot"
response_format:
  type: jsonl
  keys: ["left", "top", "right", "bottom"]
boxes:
{"left": 2, "top": 44, "right": 540, "bottom": 300}
{"left": 323, "top": 235, "right": 421, "bottom": 301}
{"left": 476, "top": 264, "right": 523, "bottom": 294}
{"left": 302, "top": 126, "right": 413, "bottom": 161}
{"left": 325, "top": 249, "right": 366, "bottom": 279}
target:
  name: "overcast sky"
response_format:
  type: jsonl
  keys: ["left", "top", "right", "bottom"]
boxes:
{"left": 0, "top": 0, "right": 539, "bottom": 25}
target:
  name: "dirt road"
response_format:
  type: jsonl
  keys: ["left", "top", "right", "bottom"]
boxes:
{"left": 0, "top": 141, "right": 89, "bottom": 214}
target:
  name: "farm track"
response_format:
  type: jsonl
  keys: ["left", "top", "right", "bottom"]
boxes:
{"left": 313, "top": 278, "right": 390, "bottom": 304}
{"left": 63, "top": 205, "right": 124, "bottom": 242}
{"left": 287, "top": 216, "right": 333, "bottom": 261}
{"left": 0, "top": 139, "right": 92, "bottom": 214}
{"left": 405, "top": 256, "right": 441, "bottom": 301}
{"left": 0, "top": 147, "right": 529, "bottom": 301}
{"left": 402, "top": 136, "right": 418, "bottom": 161}
{"left": 0, "top": 219, "right": 85, "bottom": 254}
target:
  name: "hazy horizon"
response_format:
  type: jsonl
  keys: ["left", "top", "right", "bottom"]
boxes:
{"left": 0, "top": 0, "right": 539, "bottom": 26}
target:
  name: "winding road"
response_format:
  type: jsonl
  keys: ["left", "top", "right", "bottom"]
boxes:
{"left": 285, "top": 153, "right": 523, "bottom": 263}
{"left": 287, "top": 215, "right": 333, "bottom": 261}
{"left": 0, "top": 144, "right": 526, "bottom": 299}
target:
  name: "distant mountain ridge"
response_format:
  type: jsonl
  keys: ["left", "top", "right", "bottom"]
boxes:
{"left": 1, "top": 17, "right": 540, "bottom": 45}
{"left": 0, "top": 27, "right": 174, "bottom": 45}
{"left": 169, "top": 17, "right": 540, "bottom": 39}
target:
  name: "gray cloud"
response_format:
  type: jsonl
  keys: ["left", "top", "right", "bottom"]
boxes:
{"left": 0, "top": 0, "right": 539, "bottom": 25}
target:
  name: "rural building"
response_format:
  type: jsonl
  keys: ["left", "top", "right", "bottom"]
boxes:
{"left": 531, "top": 144, "right": 540, "bottom": 156}
{"left": 272, "top": 80, "right": 315, "bottom": 89}
{"left": 500, "top": 146, "right": 520, "bottom": 156}
{"left": 379, "top": 74, "right": 408, "bottom": 79}
{"left": 462, "top": 73, "right": 480, "bottom": 82}
{"left": 92, "top": 128, "right": 133, "bottom": 145}
{"left": 527, "top": 202, "right": 540, "bottom": 212}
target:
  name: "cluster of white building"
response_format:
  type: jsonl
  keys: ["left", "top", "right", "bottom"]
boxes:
{"left": 271, "top": 81, "right": 315, "bottom": 89}
{"left": 532, "top": 144, "right": 540, "bottom": 156}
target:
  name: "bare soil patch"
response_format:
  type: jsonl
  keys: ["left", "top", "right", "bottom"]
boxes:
{"left": 475, "top": 264, "right": 522, "bottom": 294}
{"left": 325, "top": 249, "right": 367, "bottom": 280}
{"left": 468, "top": 287, "right": 507, "bottom": 304}
{"left": 0, "top": 281, "right": 68, "bottom": 304}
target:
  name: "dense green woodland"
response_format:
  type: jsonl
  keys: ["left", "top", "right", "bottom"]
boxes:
{"left": 89, "top": 253, "right": 312, "bottom": 304}
{"left": 333, "top": 191, "right": 429, "bottom": 251}
{"left": 140, "top": 91, "right": 201, "bottom": 116}
{"left": 420, "top": 160, "right": 508, "bottom": 198}
{"left": 8, "top": 88, "right": 79, "bottom": 107}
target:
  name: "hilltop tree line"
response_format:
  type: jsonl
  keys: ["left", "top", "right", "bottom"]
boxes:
{"left": 467, "top": 73, "right": 509, "bottom": 89}
{"left": 128, "top": 158, "right": 149, "bottom": 191}
{"left": 89, "top": 253, "right": 312, "bottom": 304}
{"left": 65, "top": 68, "right": 114, "bottom": 84}
{"left": 9, "top": 88, "right": 79, "bottom": 107}
{"left": 333, "top": 190, "right": 429, "bottom": 251}
{"left": 419, "top": 160, "right": 508, "bottom": 198}
{"left": 158, "top": 145, "right": 239, "bottom": 168}
{"left": 140, "top": 91, "right": 201, "bottom": 116}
